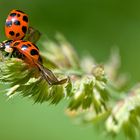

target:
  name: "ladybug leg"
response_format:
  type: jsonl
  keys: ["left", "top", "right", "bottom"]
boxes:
{"left": 9, "top": 48, "right": 21, "bottom": 59}
{"left": 8, "top": 51, "right": 14, "bottom": 58}
{"left": 8, "top": 48, "right": 17, "bottom": 58}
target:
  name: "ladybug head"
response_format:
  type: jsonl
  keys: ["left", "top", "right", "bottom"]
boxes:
{"left": 0, "top": 40, "right": 13, "bottom": 53}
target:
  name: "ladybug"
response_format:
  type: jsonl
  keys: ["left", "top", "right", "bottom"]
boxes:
{"left": 10, "top": 40, "right": 68, "bottom": 85}
{"left": 5, "top": 9, "right": 29, "bottom": 41}
{"left": 1, "top": 10, "right": 67, "bottom": 85}
{"left": 11, "top": 40, "right": 41, "bottom": 65}
{"left": 3, "top": 9, "right": 41, "bottom": 55}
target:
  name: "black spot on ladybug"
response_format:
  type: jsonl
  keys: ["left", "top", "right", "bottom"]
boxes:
{"left": 13, "top": 42, "right": 20, "bottom": 46}
{"left": 14, "top": 20, "right": 20, "bottom": 25}
{"left": 17, "top": 14, "right": 20, "bottom": 17}
{"left": 16, "top": 10, "right": 24, "bottom": 13}
{"left": 21, "top": 45, "right": 28, "bottom": 50}
{"left": 30, "top": 49, "right": 39, "bottom": 55}
{"left": 16, "top": 33, "right": 20, "bottom": 37}
{"left": 31, "top": 43, "right": 39, "bottom": 50}
{"left": 5, "top": 21, "right": 12, "bottom": 27}
{"left": 22, "top": 26, "right": 27, "bottom": 33}
{"left": 10, "top": 13, "right": 16, "bottom": 17}
{"left": 23, "top": 15, "right": 28, "bottom": 22}
{"left": 27, "top": 43, "right": 31, "bottom": 47}
{"left": 9, "top": 31, "right": 15, "bottom": 36}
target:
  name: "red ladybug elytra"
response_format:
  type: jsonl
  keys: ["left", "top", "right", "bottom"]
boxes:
{"left": 11, "top": 40, "right": 41, "bottom": 65}
{"left": 5, "top": 9, "right": 29, "bottom": 41}
{"left": 10, "top": 40, "right": 68, "bottom": 85}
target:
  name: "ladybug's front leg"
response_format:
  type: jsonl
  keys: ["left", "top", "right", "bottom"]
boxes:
{"left": 8, "top": 50, "right": 15, "bottom": 58}
{"left": 7, "top": 48, "right": 19, "bottom": 58}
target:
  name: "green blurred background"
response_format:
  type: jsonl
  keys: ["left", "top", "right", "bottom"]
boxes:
{"left": 0, "top": 0, "right": 140, "bottom": 140}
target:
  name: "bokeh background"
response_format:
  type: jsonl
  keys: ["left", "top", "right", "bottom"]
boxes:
{"left": 0, "top": 0, "right": 140, "bottom": 140}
